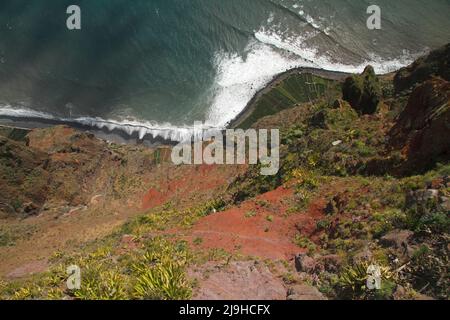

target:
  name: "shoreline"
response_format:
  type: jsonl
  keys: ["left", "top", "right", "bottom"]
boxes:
{"left": 0, "top": 117, "right": 177, "bottom": 147}
{"left": 0, "top": 67, "right": 360, "bottom": 146}
{"left": 227, "top": 67, "right": 352, "bottom": 129}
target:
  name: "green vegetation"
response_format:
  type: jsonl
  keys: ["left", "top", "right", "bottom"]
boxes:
{"left": 294, "top": 235, "right": 316, "bottom": 254}
{"left": 244, "top": 210, "right": 257, "bottom": 218}
{"left": 0, "top": 237, "right": 193, "bottom": 300}
{"left": 1, "top": 46, "right": 449, "bottom": 301}
{"left": 342, "top": 66, "right": 382, "bottom": 115}
{"left": 337, "top": 261, "right": 396, "bottom": 300}
{"left": 121, "top": 198, "right": 226, "bottom": 236}
{"left": 0, "top": 197, "right": 231, "bottom": 300}
{"left": 238, "top": 73, "right": 339, "bottom": 128}
{"left": 0, "top": 229, "right": 14, "bottom": 247}
{"left": 226, "top": 51, "right": 449, "bottom": 300}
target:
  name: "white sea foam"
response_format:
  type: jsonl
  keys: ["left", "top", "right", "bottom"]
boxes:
{"left": 0, "top": 26, "right": 422, "bottom": 142}
{"left": 0, "top": 105, "right": 208, "bottom": 142}
{"left": 206, "top": 27, "right": 420, "bottom": 128}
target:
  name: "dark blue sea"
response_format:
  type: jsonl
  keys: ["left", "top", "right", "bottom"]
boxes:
{"left": 0, "top": 0, "right": 449, "bottom": 140}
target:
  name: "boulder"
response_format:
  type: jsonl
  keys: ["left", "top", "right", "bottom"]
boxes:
{"left": 406, "top": 188, "right": 440, "bottom": 209}
{"left": 324, "top": 193, "right": 349, "bottom": 215}
{"left": 380, "top": 230, "right": 414, "bottom": 250}
{"left": 440, "top": 197, "right": 450, "bottom": 212}
{"left": 192, "top": 261, "right": 287, "bottom": 300}
{"left": 317, "top": 254, "right": 343, "bottom": 273}
{"left": 294, "top": 253, "right": 316, "bottom": 273}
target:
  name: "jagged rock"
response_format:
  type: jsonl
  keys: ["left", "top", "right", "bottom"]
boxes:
{"left": 324, "top": 201, "right": 337, "bottom": 215}
{"left": 389, "top": 78, "right": 450, "bottom": 172}
{"left": 191, "top": 261, "right": 287, "bottom": 300}
{"left": 406, "top": 189, "right": 440, "bottom": 209}
{"left": 445, "top": 176, "right": 450, "bottom": 188}
{"left": 394, "top": 44, "right": 450, "bottom": 93}
{"left": 317, "top": 254, "right": 343, "bottom": 273}
{"left": 440, "top": 197, "right": 450, "bottom": 212}
{"left": 324, "top": 193, "right": 348, "bottom": 215}
{"left": 380, "top": 230, "right": 414, "bottom": 250}
{"left": 27, "top": 125, "right": 101, "bottom": 154}
{"left": 342, "top": 65, "right": 381, "bottom": 115}
{"left": 287, "top": 284, "right": 326, "bottom": 300}
{"left": 0, "top": 136, "right": 49, "bottom": 216}
{"left": 425, "top": 189, "right": 439, "bottom": 199}
{"left": 294, "top": 253, "right": 316, "bottom": 273}
{"left": 22, "top": 202, "right": 40, "bottom": 216}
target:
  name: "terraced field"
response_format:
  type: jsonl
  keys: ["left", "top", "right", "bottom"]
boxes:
{"left": 234, "top": 72, "right": 341, "bottom": 129}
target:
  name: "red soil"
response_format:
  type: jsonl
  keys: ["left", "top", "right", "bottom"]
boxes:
{"left": 142, "top": 188, "right": 167, "bottom": 210}
{"left": 186, "top": 186, "right": 327, "bottom": 260}
{"left": 141, "top": 164, "right": 245, "bottom": 210}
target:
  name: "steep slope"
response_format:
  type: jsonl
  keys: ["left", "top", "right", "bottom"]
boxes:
{"left": 0, "top": 45, "right": 449, "bottom": 300}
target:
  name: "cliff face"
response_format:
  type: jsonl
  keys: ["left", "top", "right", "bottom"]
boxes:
{"left": 389, "top": 77, "right": 450, "bottom": 171}
{"left": 394, "top": 44, "right": 450, "bottom": 92}
{"left": 0, "top": 45, "right": 449, "bottom": 301}
{"left": 0, "top": 126, "right": 159, "bottom": 218}
{"left": 0, "top": 135, "right": 49, "bottom": 217}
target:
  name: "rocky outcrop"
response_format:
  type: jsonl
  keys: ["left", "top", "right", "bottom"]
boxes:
{"left": 0, "top": 135, "right": 49, "bottom": 217}
{"left": 380, "top": 230, "right": 414, "bottom": 251}
{"left": 394, "top": 44, "right": 450, "bottom": 93}
{"left": 0, "top": 125, "right": 155, "bottom": 217}
{"left": 342, "top": 65, "right": 382, "bottom": 115}
{"left": 191, "top": 261, "right": 287, "bottom": 300}
{"left": 389, "top": 77, "right": 450, "bottom": 172}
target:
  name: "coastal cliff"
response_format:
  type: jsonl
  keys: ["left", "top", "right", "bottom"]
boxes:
{"left": 0, "top": 45, "right": 449, "bottom": 300}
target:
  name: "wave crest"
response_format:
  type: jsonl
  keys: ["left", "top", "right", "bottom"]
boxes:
{"left": 1, "top": 26, "right": 423, "bottom": 142}
{"left": 206, "top": 27, "right": 421, "bottom": 128}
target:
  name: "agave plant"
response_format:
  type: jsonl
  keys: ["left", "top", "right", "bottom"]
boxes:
{"left": 132, "top": 238, "right": 192, "bottom": 300}
{"left": 338, "top": 261, "right": 395, "bottom": 299}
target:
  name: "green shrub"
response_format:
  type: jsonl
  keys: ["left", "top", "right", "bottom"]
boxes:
{"left": 294, "top": 235, "right": 316, "bottom": 253}
{"left": 74, "top": 268, "right": 128, "bottom": 300}
{"left": 337, "top": 261, "right": 395, "bottom": 300}
{"left": 132, "top": 238, "right": 192, "bottom": 300}
{"left": 342, "top": 66, "right": 381, "bottom": 115}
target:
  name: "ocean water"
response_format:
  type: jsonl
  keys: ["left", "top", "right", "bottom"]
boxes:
{"left": 0, "top": 0, "right": 449, "bottom": 141}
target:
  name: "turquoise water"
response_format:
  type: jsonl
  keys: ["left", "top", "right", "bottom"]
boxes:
{"left": 0, "top": 0, "right": 449, "bottom": 140}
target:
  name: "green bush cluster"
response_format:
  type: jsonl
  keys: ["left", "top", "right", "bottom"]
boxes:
{"left": 342, "top": 66, "right": 382, "bottom": 115}
{"left": 0, "top": 237, "right": 193, "bottom": 300}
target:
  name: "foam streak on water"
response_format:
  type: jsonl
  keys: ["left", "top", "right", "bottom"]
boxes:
{"left": 0, "top": 27, "right": 418, "bottom": 143}
{"left": 206, "top": 28, "right": 420, "bottom": 128}
{"left": 0, "top": 0, "right": 440, "bottom": 142}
